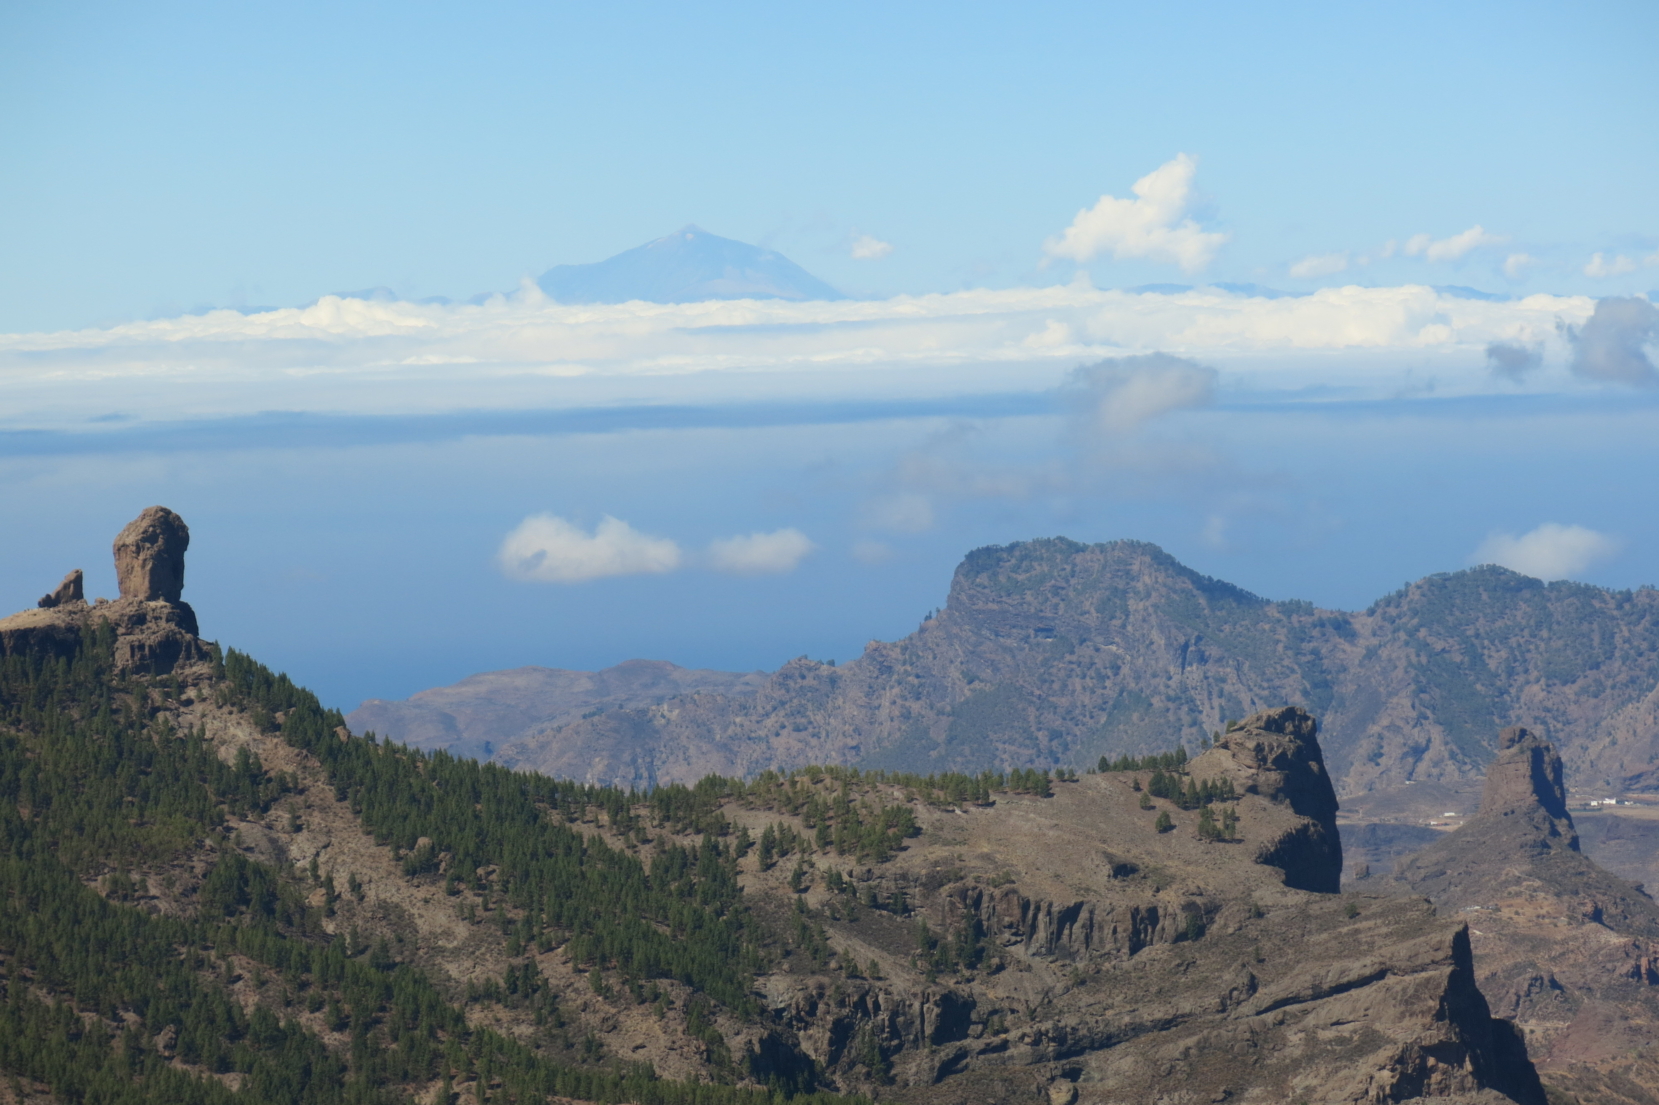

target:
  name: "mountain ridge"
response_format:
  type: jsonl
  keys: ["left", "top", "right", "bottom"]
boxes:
{"left": 357, "top": 537, "right": 1659, "bottom": 802}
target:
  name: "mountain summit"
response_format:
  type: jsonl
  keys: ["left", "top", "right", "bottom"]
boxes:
{"left": 536, "top": 226, "right": 845, "bottom": 304}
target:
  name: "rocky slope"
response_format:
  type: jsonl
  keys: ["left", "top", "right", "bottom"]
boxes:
{"left": 0, "top": 511, "right": 1548, "bottom": 1105}
{"left": 1390, "top": 729, "right": 1659, "bottom": 1104}
{"left": 350, "top": 661, "right": 767, "bottom": 762}
{"left": 433, "top": 538, "right": 1659, "bottom": 799}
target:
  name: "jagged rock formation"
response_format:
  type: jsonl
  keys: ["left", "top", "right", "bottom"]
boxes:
{"left": 37, "top": 568, "right": 83, "bottom": 608}
{"left": 0, "top": 506, "right": 210, "bottom": 674}
{"left": 1394, "top": 729, "right": 1659, "bottom": 1104}
{"left": 439, "top": 538, "right": 1659, "bottom": 798}
{"left": 1188, "top": 706, "right": 1342, "bottom": 892}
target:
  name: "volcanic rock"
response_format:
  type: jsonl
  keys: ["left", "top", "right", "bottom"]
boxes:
{"left": 1393, "top": 729, "right": 1659, "bottom": 1103}
{"left": 1189, "top": 705, "right": 1343, "bottom": 892}
{"left": 0, "top": 507, "right": 209, "bottom": 674}
{"left": 113, "top": 505, "right": 190, "bottom": 602}
{"left": 36, "top": 568, "right": 84, "bottom": 609}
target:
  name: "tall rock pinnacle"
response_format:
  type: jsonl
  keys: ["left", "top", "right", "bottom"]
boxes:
{"left": 113, "top": 506, "right": 190, "bottom": 603}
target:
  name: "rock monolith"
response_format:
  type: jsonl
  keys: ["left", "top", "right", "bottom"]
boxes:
{"left": 114, "top": 506, "right": 190, "bottom": 603}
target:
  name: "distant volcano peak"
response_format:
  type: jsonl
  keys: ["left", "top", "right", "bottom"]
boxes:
{"left": 537, "top": 227, "right": 843, "bottom": 305}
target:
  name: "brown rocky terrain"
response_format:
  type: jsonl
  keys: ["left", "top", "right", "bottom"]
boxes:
{"left": 0, "top": 511, "right": 1555, "bottom": 1105}
{"left": 1390, "top": 728, "right": 1659, "bottom": 1104}
{"left": 350, "top": 661, "right": 767, "bottom": 762}
{"left": 385, "top": 538, "right": 1659, "bottom": 804}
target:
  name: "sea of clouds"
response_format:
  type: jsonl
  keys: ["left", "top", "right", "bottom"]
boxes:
{"left": 0, "top": 281, "right": 1634, "bottom": 430}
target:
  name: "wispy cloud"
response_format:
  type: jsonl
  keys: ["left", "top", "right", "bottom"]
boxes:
{"left": 1401, "top": 225, "right": 1504, "bottom": 262}
{"left": 850, "top": 235, "right": 894, "bottom": 260}
{"left": 1043, "top": 154, "right": 1228, "bottom": 273}
{"left": 1289, "top": 253, "right": 1349, "bottom": 279}
{"left": 1565, "top": 296, "right": 1658, "bottom": 387}
{"left": 498, "top": 515, "right": 681, "bottom": 583}
{"left": 1584, "top": 252, "right": 1639, "bottom": 278}
{"left": 1473, "top": 523, "right": 1622, "bottom": 580}
{"left": 1502, "top": 253, "right": 1537, "bottom": 279}
{"left": 707, "top": 528, "right": 815, "bottom": 574}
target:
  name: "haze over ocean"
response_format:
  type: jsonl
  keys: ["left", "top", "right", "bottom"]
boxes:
{"left": 2, "top": 1, "right": 1656, "bottom": 712}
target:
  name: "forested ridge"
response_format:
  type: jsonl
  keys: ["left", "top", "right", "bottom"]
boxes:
{"left": 0, "top": 627, "right": 890, "bottom": 1105}
{"left": 0, "top": 621, "right": 1094, "bottom": 1104}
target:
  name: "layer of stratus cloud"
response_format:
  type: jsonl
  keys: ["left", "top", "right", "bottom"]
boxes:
{"left": 0, "top": 282, "right": 1618, "bottom": 429}
{"left": 1473, "top": 523, "right": 1623, "bottom": 581}
{"left": 1043, "top": 154, "right": 1228, "bottom": 273}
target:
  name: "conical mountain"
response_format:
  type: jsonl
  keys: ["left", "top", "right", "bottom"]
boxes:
{"left": 536, "top": 226, "right": 844, "bottom": 304}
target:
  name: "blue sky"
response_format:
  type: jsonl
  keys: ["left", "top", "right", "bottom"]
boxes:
{"left": 4, "top": 0, "right": 1657, "bottom": 326}
{"left": 2, "top": 1, "right": 1657, "bottom": 712}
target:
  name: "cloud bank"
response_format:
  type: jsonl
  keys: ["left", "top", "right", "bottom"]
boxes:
{"left": 1474, "top": 523, "right": 1622, "bottom": 580}
{"left": 498, "top": 515, "right": 681, "bottom": 583}
{"left": 0, "top": 282, "right": 1602, "bottom": 429}
{"left": 1044, "top": 155, "right": 1228, "bottom": 273}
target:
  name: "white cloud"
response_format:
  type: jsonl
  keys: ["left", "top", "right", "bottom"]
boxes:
{"left": 1584, "top": 252, "right": 1639, "bottom": 278}
{"left": 1289, "top": 252, "right": 1349, "bottom": 279}
{"left": 0, "top": 283, "right": 1599, "bottom": 430}
{"left": 1401, "top": 225, "right": 1504, "bottom": 262}
{"left": 707, "top": 528, "right": 815, "bottom": 574}
{"left": 850, "top": 235, "right": 894, "bottom": 260}
{"left": 1502, "top": 253, "right": 1536, "bottom": 279}
{"left": 1044, "top": 154, "right": 1228, "bottom": 273}
{"left": 498, "top": 514, "right": 681, "bottom": 583}
{"left": 1473, "top": 523, "right": 1622, "bottom": 580}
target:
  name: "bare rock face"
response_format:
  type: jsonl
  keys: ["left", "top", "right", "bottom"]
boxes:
{"left": 0, "top": 508, "right": 208, "bottom": 674}
{"left": 1393, "top": 729, "right": 1659, "bottom": 1104}
{"left": 114, "top": 506, "right": 190, "bottom": 603}
{"left": 1191, "top": 705, "right": 1344, "bottom": 892}
{"left": 37, "top": 569, "right": 84, "bottom": 609}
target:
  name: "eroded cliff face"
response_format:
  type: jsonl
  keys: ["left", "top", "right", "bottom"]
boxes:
{"left": 1393, "top": 730, "right": 1659, "bottom": 1105}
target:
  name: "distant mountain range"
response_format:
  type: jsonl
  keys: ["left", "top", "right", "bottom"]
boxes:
{"left": 352, "top": 537, "right": 1659, "bottom": 801}
{"left": 535, "top": 225, "right": 844, "bottom": 304}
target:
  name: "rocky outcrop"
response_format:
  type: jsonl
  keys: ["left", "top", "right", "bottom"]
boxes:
{"left": 113, "top": 506, "right": 190, "bottom": 603}
{"left": 37, "top": 569, "right": 83, "bottom": 609}
{"left": 730, "top": 716, "right": 1545, "bottom": 1105}
{"left": 1393, "top": 729, "right": 1659, "bottom": 1104}
{"left": 0, "top": 508, "right": 209, "bottom": 675}
{"left": 1192, "top": 705, "right": 1344, "bottom": 892}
